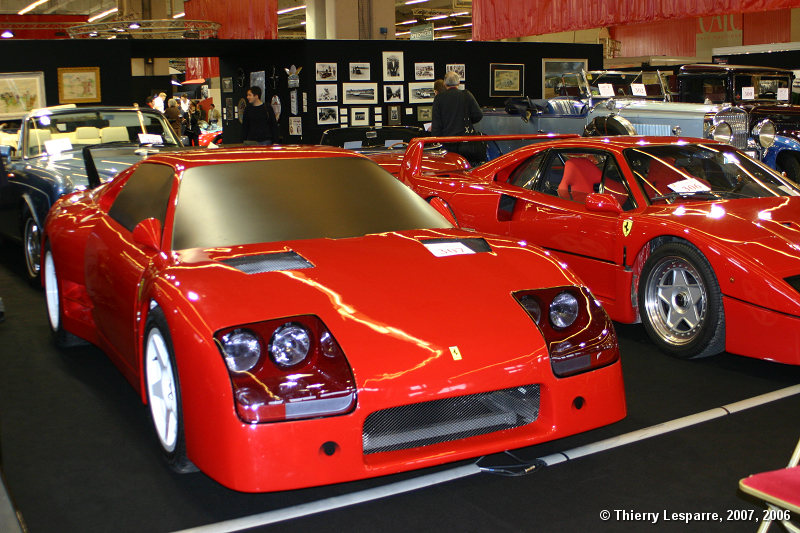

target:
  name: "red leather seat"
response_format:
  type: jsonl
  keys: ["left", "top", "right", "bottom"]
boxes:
{"left": 558, "top": 158, "right": 601, "bottom": 202}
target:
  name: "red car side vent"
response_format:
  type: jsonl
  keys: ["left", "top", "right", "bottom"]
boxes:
{"left": 419, "top": 238, "right": 491, "bottom": 253}
{"left": 219, "top": 251, "right": 314, "bottom": 274}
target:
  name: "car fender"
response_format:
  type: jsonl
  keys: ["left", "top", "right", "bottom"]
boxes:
{"left": 763, "top": 134, "right": 800, "bottom": 168}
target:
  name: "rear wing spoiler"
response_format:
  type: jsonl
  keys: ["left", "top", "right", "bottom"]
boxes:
{"left": 399, "top": 133, "right": 580, "bottom": 185}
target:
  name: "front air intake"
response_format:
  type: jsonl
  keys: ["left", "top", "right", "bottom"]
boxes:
{"left": 219, "top": 251, "right": 314, "bottom": 274}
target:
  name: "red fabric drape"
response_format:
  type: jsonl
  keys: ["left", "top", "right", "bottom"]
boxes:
{"left": 185, "top": 57, "right": 220, "bottom": 80}
{"left": 0, "top": 14, "right": 86, "bottom": 39}
{"left": 474, "top": 0, "right": 800, "bottom": 41}
{"left": 184, "top": 0, "right": 278, "bottom": 39}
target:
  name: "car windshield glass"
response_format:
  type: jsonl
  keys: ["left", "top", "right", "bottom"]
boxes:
{"left": 679, "top": 74, "right": 727, "bottom": 104}
{"left": 25, "top": 109, "right": 179, "bottom": 158}
{"left": 171, "top": 156, "right": 452, "bottom": 250}
{"left": 623, "top": 144, "right": 800, "bottom": 203}
{"left": 587, "top": 71, "right": 666, "bottom": 99}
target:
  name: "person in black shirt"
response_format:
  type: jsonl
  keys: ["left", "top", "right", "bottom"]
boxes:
{"left": 432, "top": 71, "right": 483, "bottom": 164}
{"left": 242, "top": 86, "right": 277, "bottom": 145}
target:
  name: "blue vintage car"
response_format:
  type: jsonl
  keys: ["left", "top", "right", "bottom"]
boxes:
{"left": 0, "top": 105, "right": 183, "bottom": 283}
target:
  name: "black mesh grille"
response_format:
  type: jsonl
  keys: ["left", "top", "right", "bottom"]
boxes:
{"left": 362, "top": 384, "right": 540, "bottom": 454}
{"left": 219, "top": 251, "right": 314, "bottom": 274}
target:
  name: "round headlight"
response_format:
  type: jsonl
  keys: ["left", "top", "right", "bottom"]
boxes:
{"left": 269, "top": 323, "right": 311, "bottom": 368}
{"left": 221, "top": 329, "right": 261, "bottom": 372}
{"left": 753, "top": 119, "right": 776, "bottom": 148}
{"left": 518, "top": 294, "right": 542, "bottom": 324}
{"left": 713, "top": 121, "right": 733, "bottom": 143}
{"left": 549, "top": 291, "right": 579, "bottom": 329}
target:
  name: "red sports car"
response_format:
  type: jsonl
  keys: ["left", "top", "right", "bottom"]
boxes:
{"left": 42, "top": 146, "right": 625, "bottom": 492}
{"left": 401, "top": 134, "right": 800, "bottom": 364}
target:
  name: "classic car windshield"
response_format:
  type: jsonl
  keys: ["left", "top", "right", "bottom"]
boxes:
{"left": 171, "top": 156, "right": 452, "bottom": 250}
{"left": 624, "top": 144, "right": 800, "bottom": 203}
{"left": 25, "top": 109, "right": 179, "bottom": 158}
{"left": 587, "top": 71, "right": 667, "bottom": 99}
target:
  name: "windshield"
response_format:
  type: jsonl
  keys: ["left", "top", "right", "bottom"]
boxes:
{"left": 733, "top": 74, "right": 792, "bottom": 103}
{"left": 171, "top": 157, "right": 452, "bottom": 250}
{"left": 587, "top": 71, "right": 666, "bottom": 99}
{"left": 680, "top": 73, "right": 792, "bottom": 104}
{"left": 24, "top": 109, "right": 180, "bottom": 158}
{"left": 623, "top": 144, "right": 800, "bottom": 203}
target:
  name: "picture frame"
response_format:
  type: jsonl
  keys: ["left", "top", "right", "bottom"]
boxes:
{"left": 349, "top": 62, "right": 371, "bottom": 81}
{"left": 0, "top": 71, "right": 45, "bottom": 119}
{"left": 342, "top": 82, "right": 378, "bottom": 104}
{"left": 221, "top": 77, "right": 233, "bottom": 92}
{"left": 489, "top": 63, "right": 524, "bottom": 98}
{"left": 317, "top": 105, "right": 339, "bottom": 125}
{"left": 384, "top": 84, "right": 404, "bottom": 103}
{"left": 417, "top": 105, "right": 432, "bottom": 122}
{"left": 408, "top": 81, "right": 435, "bottom": 104}
{"left": 445, "top": 63, "right": 465, "bottom": 81}
{"left": 387, "top": 104, "right": 401, "bottom": 125}
{"left": 315, "top": 62, "right": 337, "bottom": 81}
{"left": 382, "top": 51, "right": 404, "bottom": 82}
{"left": 315, "top": 84, "right": 338, "bottom": 103}
{"left": 542, "top": 58, "right": 587, "bottom": 98}
{"left": 414, "top": 62, "right": 434, "bottom": 80}
{"left": 57, "top": 67, "right": 101, "bottom": 104}
{"left": 351, "top": 107, "right": 369, "bottom": 127}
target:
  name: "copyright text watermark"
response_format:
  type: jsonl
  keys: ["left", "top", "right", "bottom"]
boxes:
{"left": 598, "top": 508, "right": 790, "bottom": 524}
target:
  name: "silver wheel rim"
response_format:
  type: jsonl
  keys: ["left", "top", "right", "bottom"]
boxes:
{"left": 643, "top": 256, "right": 707, "bottom": 346}
{"left": 44, "top": 251, "right": 60, "bottom": 331}
{"left": 24, "top": 216, "right": 41, "bottom": 277}
{"left": 145, "top": 327, "right": 179, "bottom": 453}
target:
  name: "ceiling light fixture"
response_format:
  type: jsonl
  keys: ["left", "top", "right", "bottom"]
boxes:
{"left": 18, "top": 0, "right": 48, "bottom": 16}
{"left": 87, "top": 7, "right": 118, "bottom": 23}
{"left": 450, "top": 12, "right": 470, "bottom": 17}
{"left": 434, "top": 26, "right": 453, "bottom": 31}
{"left": 396, "top": 31, "right": 411, "bottom": 36}
{"left": 405, "top": 0, "right": 429, "bottom": 4}
{"left": 1, "top": 30, "right": 13, "bottom": 38}
{"left": 396, "top": 19, "right": 417, "bottom": 25}
{"left": 277, "top": 5, "right": 306, "bottom": 15}
{"left": 424, "top": 14, "right": 449, "bottom": 21}
{"left": 128, "top": 22, "right": 141, "bottom": 29}
{"left": 172, "top": 12, "right": 185, "bottom": 19}
{"left": 436, "top": 34, "right": 457, "bottom": 39}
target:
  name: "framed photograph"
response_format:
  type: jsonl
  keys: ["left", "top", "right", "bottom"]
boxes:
{"left": 543, "top": 58, "right": 587, "bottom": 98}
{"left": 315, "top": 84, "right": 338, "bottom": 103}
{"left": 414, "top": 62, "right": 435, "bottom": 80}
{"left": 0, "top": 71, "right": 45, "bottom": 119}
{"left": 342, "top": 82, "right": 378, "bottom": 104}
{"left": 289, "top": 116, "right": 302, "bottom": 136}
{"left": 316, "top": 62, "right": 337, "bottom": 81}
{"left": 408, "top": 81, "right": 435, "bottom": 104}
{"left": 221, "top": 77, "right": 233, "bottom": 92}
{"left": 382, "top": 51, "right": 404, "bottom": 82}
{"left": 417, "top": 105, "right": 432, "bottom": 122}
{"left": 57, "top": 67, "right": 101, "bottom": 104}
{"left": 490, "top": 63, "right": 524, "bottom": 98}
{"left": 349, "top": 62, "right": 370, "bottom": 81}
{"left": 317, "top": 106, "right": 339, "bottom": 125}
{"left": 351, "top": 107, "right": 369, "bottom": 127}
{"left": 387, "top": 104, "right": 401, "bottom": 125}
{"left": 384, "top": 84, "right": 404, "bottom": 103}
{"left": 445, "top": 63, "right": 466, "bottom": 81}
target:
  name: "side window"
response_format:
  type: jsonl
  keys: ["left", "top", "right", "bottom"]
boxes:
{"left": 509, "top": 152, "right": 546, "bottom": 190}
{"left": 538, "top": 151, "right": 605, "bottom": 204}
{"left": 600, "top": 157, "right": 636, "bottom": 211}
{"left": 108, "top": 163, "right": 174, "bottom": 232}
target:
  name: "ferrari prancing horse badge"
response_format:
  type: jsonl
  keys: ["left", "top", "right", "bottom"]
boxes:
{"left": 449, "top": 346, "right": 462, "bottom": 361}
{"left": 622, "top": 219, "right": 633, "bottom": 237}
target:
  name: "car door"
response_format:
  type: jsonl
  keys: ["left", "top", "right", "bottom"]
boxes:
{"left": 84, "top": 163, "right": 175, "bottom": 374}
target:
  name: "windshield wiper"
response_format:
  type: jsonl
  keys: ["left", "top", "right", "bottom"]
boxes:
{"left": 650, "top": 190, "right": 722, "bottom": 202}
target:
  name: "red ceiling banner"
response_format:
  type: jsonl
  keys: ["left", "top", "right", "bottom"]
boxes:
{"left": 184, "top": 0, "right": 278, "bottom": 39}
{"left": 473, "top": 0, "right": 800, "bottom": 41}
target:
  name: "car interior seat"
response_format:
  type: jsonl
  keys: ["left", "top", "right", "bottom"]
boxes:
{"left": 100, "top": 126, "right": 130, "bottom": 143}
{"left": 558, "top": 157, "right": 601, "bottom": 202}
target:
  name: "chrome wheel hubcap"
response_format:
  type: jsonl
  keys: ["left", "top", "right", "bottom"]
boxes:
{"left": 146, "top": 328, "right": 178, "bottom": 453}
{"left": 24, "top": 217, "right": 41, "bottom": 277}
{"left": 644, "top": 257, "right": 707, "bottom": 346}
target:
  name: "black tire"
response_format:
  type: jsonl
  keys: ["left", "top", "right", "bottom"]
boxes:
{"left": 43, "top": 246, "right": 88, "bottom": 348}
{"left": 22, "top": 208, "right": 42, "bottom": 286}
{"left": 777, "top": 152, "right": 800, "bottom": 184}
{"left": 143, "top": 307, "right": 197, "bottom": 474}
{"left": 637, "top": 242, "right": 725, "bottom": 359}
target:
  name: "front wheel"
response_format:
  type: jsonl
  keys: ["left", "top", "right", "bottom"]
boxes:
{"left": 43, "top": 247, "right": 87, "bottom": 348}
{"left": 144, "top": 308, "right": 197, "bottom": 473}
{"left": 638, "top": 242, "right": 725, "bottom": 359}
{"left": 23, "top": 209, "right": 42, "bottom": 285}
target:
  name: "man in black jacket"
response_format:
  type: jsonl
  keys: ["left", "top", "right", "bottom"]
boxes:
{"left": 242, "top": 85, "right": 277, "bottom": 145}
{"left": 431, "top": 71, "right": 483, "bottom": 163}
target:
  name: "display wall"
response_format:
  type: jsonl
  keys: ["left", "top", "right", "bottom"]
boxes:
{"left": 0, "top": 39, "right": 601, "bottom": 144}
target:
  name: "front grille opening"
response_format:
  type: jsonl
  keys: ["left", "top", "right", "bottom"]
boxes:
{"left": 362, "top": 384, "right": 540, "bottom": 454}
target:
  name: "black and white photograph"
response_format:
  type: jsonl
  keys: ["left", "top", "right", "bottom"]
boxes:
{"left": 221, "top": 77, "right": 233, "bottom": 92}
{"left": 446, "top": 63, "right": 466, "bottom": 80}
{"left": 417, "top": 105, "right": 433, "bottom": 121}
{"left": 351, "top": 107, "right": 370, "bottom": 126}
{"left": 414, "top": 62, "right": 435, "bottom": 80}
{"left": 349, "top": 62, "right": 371, "bottom": 80}
{"left": 316, "top": 105, "right": 338, "bottom": 125}
{"left": 342, "top": 82, "right": 378, "bottom": 104}
{"left": 408, "top": 81, "right": 435, "bottom": 103}
{"left": 382, "top": 51, "right": 404, "bottom": 81}
{"left": 315, "top": 84, "right": 338, "bottom": 103}
{"left": 384, "top": 84, "right": 404, "bottom": 103}
{"left": 315, "top": 62, "right": 337, "bottom": 81}
{"left": 387, "top": 104, "right": 401, "bottom": 125}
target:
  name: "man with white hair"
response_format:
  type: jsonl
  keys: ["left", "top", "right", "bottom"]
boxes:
{"left": 432, "top": 70, "right": 483, "bottom": 162}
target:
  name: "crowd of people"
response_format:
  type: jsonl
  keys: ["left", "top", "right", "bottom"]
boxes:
{"left": 145, "top": 91, "right": 213, "bottom": 146}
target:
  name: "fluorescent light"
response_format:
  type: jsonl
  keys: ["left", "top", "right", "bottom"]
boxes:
{"left": 450, "top": 11, "right": 470, "bottom": 17}
{"left": 128, "top": 22, "right": 141, "bottom": 29}
{"left": 405, "top": 0, "right": 428, "bottom": 4}
{"left": 172, "top": 12, "right": 185, "bottom": 19}
{"left": 396, "top": 31, "right": 411, "bottom": 36}
{"left": 277, "top": 5, "right": 306, "bottom": 15}
{"left": 424, "top": 14, "right": 448, "bottom": 21}
{"left": 396, "top": 19, "right": 417, "bottom": 25}
{"left": 1, "top": 30, "right": 13, "bottom": 38}
{"left": 18, "top": 0, "right": 48, "bottom": 15}
{"left": 88, "top": 7, "right": 118, "bottom": 22}
{"left": 436, "top": 34, "right": 457, "bottom": 39}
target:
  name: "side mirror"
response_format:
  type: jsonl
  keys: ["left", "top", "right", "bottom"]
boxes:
{"left": 132, "top": 217, "right": 162, "bottom": 252}
{"left": 585, "top": 193, "right": 623, "bottom": 214}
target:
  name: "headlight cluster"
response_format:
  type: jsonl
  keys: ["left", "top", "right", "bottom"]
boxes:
{"left": 215, "top": 316, "right": 356, "bottom": 423}
{"left": 514, "top": 287, "right": 619, "bottom": 377}
{"left": 713, "top": 122, "right": 733, "bottom": 144}
{"left": 752, "top": 119, "right": 776, "bottom": 149}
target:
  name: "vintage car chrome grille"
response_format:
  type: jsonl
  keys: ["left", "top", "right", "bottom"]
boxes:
{"left": 219, "top": 251, "right": 314, "bottom": 274}
{"left": 635, "top": 123, "right": 673, "bottom": 136}
{"left": 714, "top": 109, "right": 748, "bottom": 149}
{"left": 362, "top": 384, "right": 540, "bottom": 454}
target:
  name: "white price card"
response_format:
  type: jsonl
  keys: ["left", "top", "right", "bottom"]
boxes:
{"left": 742, "top": 86, "right": 755, "bottom": 100}
{"left": 631, "top": 83, "right": 647, "bottom": 96}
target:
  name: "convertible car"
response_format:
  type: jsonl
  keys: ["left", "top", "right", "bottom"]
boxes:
{"left": 400, "top": 134, "right": 800, "bottom": 364}
{"left": 0, "top": 104, "right": 183, "bottom": 283}
{"left": 42, "top": 146, "right": 625, "bottom": 492}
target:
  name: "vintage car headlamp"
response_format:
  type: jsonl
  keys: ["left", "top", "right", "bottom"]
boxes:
{"left": 752, "top": 119, "right": 776, "bottom": 148}
{"left": 550, "top": 291, "right": 579, "bottom": 329}
{"left": 713, "top": 122, "right": 733, "bottom": 143}
{"left": 220, "top": 329, "right": 262, "bottom": 372}
{"left": 269, "top": 322, "right": 311, "bottom": 368}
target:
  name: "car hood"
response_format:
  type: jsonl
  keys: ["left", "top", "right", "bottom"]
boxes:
{"left": 599, "top": 99, "right": 720, "bottom": 116}
{"left": 166, "top": 229, "right": 581, "bottom": 395}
